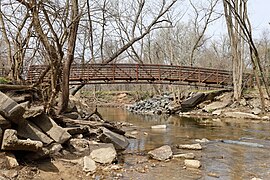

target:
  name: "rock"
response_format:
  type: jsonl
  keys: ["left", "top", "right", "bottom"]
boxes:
{"left": 63, "top": 112, "right": 80, "bottom": 119}
{"left": 0, "top": 115, "right": 11, "bottom": 130}
{"left": 90, "top": 143, "right": 117, "bottom": 164}
{"left": 98, "top": 127, "right": 129, "bottom": 150}
{"left": 181, "top": 93, "right": 205, "bottom": 111}
{"left": 5, "top": 152, "right": 19, "bottom": 168}
{"left": 173, "top": 153, "right": 195, "bottom": 159}
{"left": 49, "top": 143, "right": 63, "bottom": 154}
{"left": 23, "top": 148, "right": 50, "bottom": 161}
{"left": 207, "top": 172, "right": 220, "bottom": 178}
{"left": 0, "top": 91, "right": 25, "bottom": 124}
{"left": 0, "top": 128, "right": 2, "bottom": 148}
{"left": 167, "top": 102, "right": 181, "bottom": 113}
{"left": 11, "top": 94, "right": 32, "bottom": 103}
{"left": 28, "top": 112, "right": 71, "bottom": 144}
{"left": 262, "top": 116, "right": 270, "bottom": 121}
{"left": 23, "top": 106, "right": 44, "bottom": 119}
{"left": 151, "top": 125, "right": 167, "bottom": 129}
{"left": 1, "top": 129, "right": 43, "bottom": 152}
{"left": 195, "top": 138, "right": 209, "bottom": 143}
{"left": 65, "top": 126, "right": 89, "bottom": 135}
{"left": 83, "top": 156, "right": 96, "bottom": 173}
{"left": 177, "top": 143, "right": 202, "bottom": 150}
{"left": 252, "top": 107, "right": 262, "bottom": 115}
{"left": 203, "top": 101, "right": 230, "bottom": 113}
{"left": 223, "top": 112, "right": 260, "bottom": 119}
{"left": 184, "top": 159, "right": 201, "bottom": 169}
{"left": 17, "top": 121, "right": 54, "bottom": 145}
{"left": 239, "top": 98, "right": 247, "bottom": 106}
{"left": 148, "top": 145, "right": 172, "bottom": 161}
{"left": 69, "top": 138, "right": 90, "bottom": 153}
{"left": 212, "top": 110, "right": 222, "bottom": 116}
{"left": 251, "top": 178, "right": 262, "bottom": 180}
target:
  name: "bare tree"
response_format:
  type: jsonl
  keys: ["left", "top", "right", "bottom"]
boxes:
{"left": 223, "top": 0, "right": 270, "bottom": 111}
{"left": 189, "top": 0, "right": 221, "bottom": 66}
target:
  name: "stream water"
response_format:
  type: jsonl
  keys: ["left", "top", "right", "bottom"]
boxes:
{"left": 98, "top": 107, "right": 270, "bottom": 179}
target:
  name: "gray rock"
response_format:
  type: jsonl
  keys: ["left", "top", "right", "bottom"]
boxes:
{"left": 203, "top": 101, "right": 231, "bottom": 113}
{"left": 148, "top": 145, "right": 172, "bottom": 161}
{"left": 0, "top": 91, "right": 25, "bottom": 124}
{"left": 90, "top": 143, "right": 116, "bottom": 164}
{"left": 252, "top": 107, "right": 262, "bottom": 115}
{"left": 212, "top": 110, "right": 222, "bottom": 116}
{"left": 65, "top": 126, "right": 89, "bottom": 135}
{"left": 1, "top": 129, "right": 43, "bottom": 152}
{"left": 69, "top": 138, "right": 90, "bottom": 153}
{"left": 49, "top": 143, "right": 63, "bottom": 154}
{"left": 173, "top": 153, "right": 195, "bottom": 159}
{"left": 184, "top": 159, "right": 201, "bottom": 168}
{"left": 29, "top": 112, "right": 71, "bottom": 144}
{"left": 11, "top": 94, "right": 32, "bottom": 103}
{"left": 5, "top": 152, "right": 19, "bottom": 168}
{"left": 83, "top": 156, "right": 96, "bottom": 173}
{"left": 98, "top": 127, "right": 129, "bottom": 150}
{"left": 239, "top": 98, "right": 247, "bottom": 106}
{"left": 177, "top": 143, "right": 202, "bottom": 150}
{"left": 223, "top": 112, "right": 260, "bottom": 119}
{"left": 17, "top": 121, "right": 54, "bottom": 145}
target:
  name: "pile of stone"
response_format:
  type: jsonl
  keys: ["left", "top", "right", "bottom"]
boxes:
{"left": 127, "top": 94, "right": 181, "bottom": 115}
{"left": 0, "top": 91, "right": 129, "bottom": 173}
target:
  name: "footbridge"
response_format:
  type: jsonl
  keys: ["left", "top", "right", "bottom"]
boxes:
{"left": 0, "top": 64, "right": 252, "bottom": 88}
{"left": 2, "top": 63, "right": 252, "bottom": 88}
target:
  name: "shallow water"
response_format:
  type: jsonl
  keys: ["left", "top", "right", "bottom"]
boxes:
{"left": 98, "top": 107, "right": 270, "bottom": 179}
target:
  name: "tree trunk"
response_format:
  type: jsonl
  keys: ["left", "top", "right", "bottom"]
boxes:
{"left": 58, "top": 0, "right": 79, "bottom": 114}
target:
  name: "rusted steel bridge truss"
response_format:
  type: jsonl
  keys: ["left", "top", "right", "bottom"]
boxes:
{"left": 22, "top": 63, "right": 248, "bottom": 88}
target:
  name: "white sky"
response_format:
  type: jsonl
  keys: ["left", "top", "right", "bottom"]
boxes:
{"left": 207, "top": 0, "right": 270, "bottom": 39}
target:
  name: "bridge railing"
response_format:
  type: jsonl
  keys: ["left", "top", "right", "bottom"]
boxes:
{"left": 26, "top": 63, "right": 236, "bottom": 86}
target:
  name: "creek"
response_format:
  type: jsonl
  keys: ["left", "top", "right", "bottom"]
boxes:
{"left": 98, "top": 107, "right": 270, "bottom": 179}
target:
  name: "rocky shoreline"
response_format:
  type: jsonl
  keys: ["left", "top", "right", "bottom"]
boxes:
{"left": 126, "top": 89, "right": 270, "bottom": 121}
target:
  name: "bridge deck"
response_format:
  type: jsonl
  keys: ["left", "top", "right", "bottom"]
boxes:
{"left": 25, "top": 63, "right": 235, "bottom": 87}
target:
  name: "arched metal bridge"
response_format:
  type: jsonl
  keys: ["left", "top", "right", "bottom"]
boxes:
{"left": 1, "top": 63, "right": 252, "bottom": 88}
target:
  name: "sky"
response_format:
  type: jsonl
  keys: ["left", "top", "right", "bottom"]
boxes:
{"left": 207, "top": 0, "right": 270, "bottom": 39}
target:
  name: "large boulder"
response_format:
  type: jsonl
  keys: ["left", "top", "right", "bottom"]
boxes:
{"left": 98, "top": 127, "right": 129, "bottom": 150}
{"left": 28, "top": 112, "right": 71, "bottom": 144}
{"left": 148, "top": 145, "right": 173, "bottom": 161}
{"left": 17, "top": 121, "right": 54, "bottom": 145}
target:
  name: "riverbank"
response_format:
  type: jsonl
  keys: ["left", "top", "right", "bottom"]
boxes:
{"left": 0, "top": 89, "right": 269, "bottom": 179}
{"left": 82, "top": 89, "right": 270, "bottom": 121}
